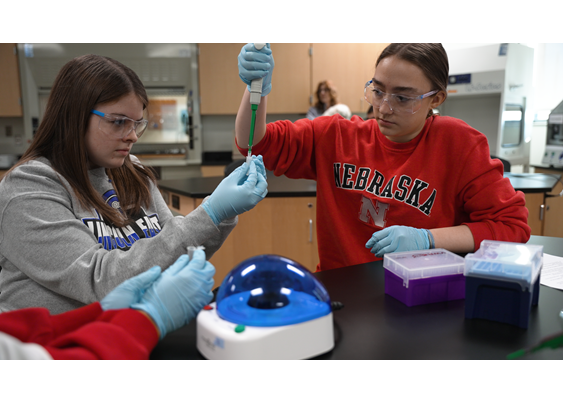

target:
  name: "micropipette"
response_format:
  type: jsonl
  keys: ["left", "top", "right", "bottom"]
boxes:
{"left": 247, "top": 43, "right": 266, "bottom": 165}
{"left": 507, "top": 330, "right": 563, "bottom": 359}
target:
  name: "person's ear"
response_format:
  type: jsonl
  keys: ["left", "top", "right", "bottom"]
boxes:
{"left": 430, "top": 90, "right": 447, "bottom": 109}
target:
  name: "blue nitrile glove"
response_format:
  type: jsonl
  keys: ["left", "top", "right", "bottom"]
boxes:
{"left": 251, "top": 155, "right": 267, "bottom": 179}
{"left": 365, "top": 225, "right": 431, "bottom": 257}
{"left": 100, "top": 266, "right": 161, "bottom": 311}
{"left": 238, "top": 43, "right": 275, "bottom": 96}
{"left": 202, "top": 157, "right": 268, "bottom": 226}
{"left": 131, "top": 249, "right": 215, "bottom": 339}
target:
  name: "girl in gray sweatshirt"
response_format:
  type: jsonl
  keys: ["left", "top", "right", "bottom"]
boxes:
{"left": 0, "top": 54, "right": 267, "bottom": 314}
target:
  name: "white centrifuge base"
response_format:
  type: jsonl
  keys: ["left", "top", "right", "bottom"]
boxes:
{"left": 196, "top": 302, "right": 334, "bottom": 360}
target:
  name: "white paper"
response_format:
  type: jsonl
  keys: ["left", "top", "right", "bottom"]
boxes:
{"left": 540, "top": 253, "right": 563, "bottom": 291}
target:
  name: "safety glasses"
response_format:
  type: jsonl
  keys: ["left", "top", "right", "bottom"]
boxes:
{"left": 91, "top": 110, "right": 148, "bottom": 140}
{"left": 364, "top": 80, "right": 438, "bottom": 114}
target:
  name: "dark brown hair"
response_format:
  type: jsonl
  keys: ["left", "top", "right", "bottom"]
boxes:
{"left": 314, "top": 80, "right": 339, "bottom": 110}
{"left": 8, "top": 54, "right": 156, "bottom": 227}
{"left": 376, "top": 43, "right": 449, "bottom": 118}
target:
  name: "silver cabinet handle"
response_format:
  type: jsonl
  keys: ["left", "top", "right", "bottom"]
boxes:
{"left": 309, "top": 219, "right": 313, "bottom": 243}
{"left": 540, "top": 204, "right": 545, "bottom": 221}
{"left": 307, "top": 202, "right": 314, "bottom": 243}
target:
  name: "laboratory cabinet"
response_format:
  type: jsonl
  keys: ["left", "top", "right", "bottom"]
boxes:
{"left": 197, "top": 43, "right": 389, "bottom": 115}
{"left": 160, "top": 190, "right": 319, "bottom": 285}
{"left": 532, "top": 167, "right": 563, "bottom": 237}
{"left": 505, "top": 171, "right": 562, "bottom": 237}
{"left": 198, "top": 43, "right": 311, "bottom": 115}
{"left": 157, "top": 174, "right": 320, "bottom": 283}
{"left": 0, "top": 43, "right": 23, "bottom": 117}
{"left": 524, "top": 192, "right": 545, "bottom": 236}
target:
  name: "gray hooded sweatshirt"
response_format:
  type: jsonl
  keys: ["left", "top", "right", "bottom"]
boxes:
{"left": 0, "top": 157, "right": 236, "bottom": 314}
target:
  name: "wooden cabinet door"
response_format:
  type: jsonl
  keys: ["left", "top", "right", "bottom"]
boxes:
{"left": 524, "top": 193, "right": 545, "bottom": 236}
{"left": 270, "top": 197, "right": 319, "bottom": 270}
{"left": 160, "top": 189, "right": 320, "bottom": 285}
{"left": 0, "top": 43, "right": 23, "bottom": 117}
{"left": 266, "top": 43, "right": 311, "bottom": 114}
{"left": 198, "top": 43, "right": 389, "bottom": 115}
{"left": 534, "top": 168, "right": 563, "bottom": 237}
{"left": 198, "top": 43, "right": 247, "bottom": 115}
{"left": 191, "top": 197, "right": 319, "bottom": 285}
{"left": 198, "top": 43, "right": 311, "bottom": 115}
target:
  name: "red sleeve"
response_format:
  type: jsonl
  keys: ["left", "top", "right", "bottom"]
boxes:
{"left": 451, "top": 125, "right": 531, "bottom": 248}
{"left": 237, "top": 117, "right": 326, "bottom": 180}
{"left": 463, "top": 176, "right": 531, "bottom": 249}
{"left": 0, "top": 303, "right": 159, "bottom": 360}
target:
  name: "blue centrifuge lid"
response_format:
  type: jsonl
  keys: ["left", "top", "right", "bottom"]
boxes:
{"left": 215, "top": 255, "right": 331, "bottom": 327}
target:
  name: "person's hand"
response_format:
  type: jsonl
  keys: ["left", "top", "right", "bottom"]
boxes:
{"left": 365, "top": 226, "right": 431, "bottom": 257}
{"left": 100, "top": 266, "right": 161, "bottom": 311}
{"left": 202, "top": 157, "right": 268, "bottom": 225}
{"left": 251, "top": 155, "right": 267, "bottom": 178}
{"left": 131, "top": 249, "right": 215, "bottom": 339}
{"left": 238, "top": 43, "right": 274, "bottom": 96}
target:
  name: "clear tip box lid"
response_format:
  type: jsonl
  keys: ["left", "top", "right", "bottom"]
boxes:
{"left": 383, "top": 249, "right": 465, "bottom": 288}
{"left": 464, "top": 240, "right": 543, "bottom": 289}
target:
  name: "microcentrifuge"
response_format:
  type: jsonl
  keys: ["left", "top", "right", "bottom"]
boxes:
{"left": 196, "top": 255, "right": 334, "bottom": 360}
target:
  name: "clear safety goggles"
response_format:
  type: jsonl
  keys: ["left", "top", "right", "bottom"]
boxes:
{"left": 364, "top": 80, "right": 438, "bottom": 114}
{"left": 91, "top": 110, "right": 148, "bottom": 140}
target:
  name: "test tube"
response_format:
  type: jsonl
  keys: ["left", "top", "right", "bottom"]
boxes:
{"left": 187, "top": 245, "right": 205, "bottom": 260}
{"left": 187, "top": 246, "right": 196, "bottom": 260}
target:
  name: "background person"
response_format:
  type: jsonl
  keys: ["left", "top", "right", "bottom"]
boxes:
{"left": 306, "top": 80, "right": 339, "bottom": 119}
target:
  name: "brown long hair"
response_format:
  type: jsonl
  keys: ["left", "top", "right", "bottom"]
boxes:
{"left": 7, "top": 54, "right": 156, "bottom": 227}
{"left": 376, "top": 43, "right": 449, "bottom": 118}
{"left": 314, "top": 80, "right": 339, "bottom": 110}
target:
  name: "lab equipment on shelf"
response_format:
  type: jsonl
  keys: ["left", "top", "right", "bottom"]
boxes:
{"left": 541, "top": 99, "right": 563, "bottom": 167}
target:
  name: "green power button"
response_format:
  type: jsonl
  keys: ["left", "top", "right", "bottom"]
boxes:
{"left": 234, "top": 324, "right": 245, "bottom": 333}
